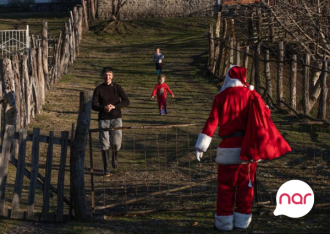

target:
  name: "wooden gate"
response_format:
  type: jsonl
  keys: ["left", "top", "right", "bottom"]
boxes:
{"left": 0, "top": 26, "right": 30, "bottom": 59}
{"left": 0, "top": 125, "right": 72, "bottom": 222}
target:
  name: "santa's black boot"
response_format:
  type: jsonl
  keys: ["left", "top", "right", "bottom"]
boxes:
{"left": 102, "top": 150, "right": 111, "bottom": 176}
{"left": 112, "top": 147, "right": 119, "bottom": 169}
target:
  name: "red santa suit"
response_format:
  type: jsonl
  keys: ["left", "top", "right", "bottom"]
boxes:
{"left": 195, "top": 66, "right": 291, "bottom": 231}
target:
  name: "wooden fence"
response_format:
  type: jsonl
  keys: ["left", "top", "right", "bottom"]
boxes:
{"left": 0, "top": 125, "right": 71, "bottom": 222}
{"left": 0, "top": 0, "right": 98, "bottom": 221}
{"left": 207, "top": 13, "right": 329, "bottom": 123}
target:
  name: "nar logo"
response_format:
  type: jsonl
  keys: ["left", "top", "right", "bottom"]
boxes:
{"left": 274, "top": 180, "right": 314, "bottom": 218}
{"left": 279, "top": 193, "right": 312, "bottom": 205}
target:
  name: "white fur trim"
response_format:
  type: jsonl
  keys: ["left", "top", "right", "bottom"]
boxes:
{"left": 215, "top": 213, "right": 234, "bottom": 231}
{"left": 249, "top": 85, "right": 254, "bottom": 91}
{"left": 215, "top": 147, "right": 249, "bottom": 165}
{"left": 234, "top": 212, "right": 252, "bottom": 229}
{"left": 195, "top": 134, "right": 212, "bottom": 152}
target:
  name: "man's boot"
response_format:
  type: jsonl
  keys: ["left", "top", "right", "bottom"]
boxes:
{"left": 102, "top": 150, "right": 111, "bottom": 176}
{"left": 112, "top": 148, "right": 118, "bottom": 169}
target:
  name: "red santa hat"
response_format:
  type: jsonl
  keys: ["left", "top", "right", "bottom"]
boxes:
{"left": 220, "top": 65, "right": 254, "bottom": 93}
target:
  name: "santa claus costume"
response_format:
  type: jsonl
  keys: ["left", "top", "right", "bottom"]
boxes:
{"left": 195, "top": 65, "right": 291, "bottom": 231}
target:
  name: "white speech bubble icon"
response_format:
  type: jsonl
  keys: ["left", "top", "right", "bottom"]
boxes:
{"left": 274, "top": 180, "right": 314, "bottom": 218}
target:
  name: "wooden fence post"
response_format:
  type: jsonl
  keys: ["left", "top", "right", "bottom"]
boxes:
{"left": 221, "top": 41, "right": 229, "bottom": 77}
{"left": 264, "top": 50, "right": 272, "bottom": 98}
{"left": 11, "top": 129, "right": 27, "bottom": 219}
{"left": 70, "top": 11, "right": 76, "bottom": 62}
{"left": 213, "top": 12, "right": 221, "bottom": 74}
{"left": 3, "top": 59, "right": 17, "bottom": 129}
{"left": 208, "top": 24, "right": 214, "bottom": 70}
{"left": 37, "top": 41, "right": 45, "bottom": 106}
{"left": 73, "top": 6, "right": 80, "bottom": 56}
{"left": 78, "top": 6, "right": 84, "bottom": 47}
{"left": 317, "top": 58, "right": 327, "bottom": 120}
{"left": 42, "top": 21, "right": 49, "bottom": 92}
{"left": 71, "top": 91, "right": 93, "bottom": 219}
{"left": 230, "top": 18, "right": 235, "bottom": 43}
{"left": 27, "top": 128, "right": 40, "bottom": 220}
{"left": 60, "top": 23, "right": 69, "bottom": 75}
{"left": 290, "top": 54, "right": 297, "bottom": 110}
{"left": 229, "top": 38, "right": 234, "bottom": 65}
{"left": 30, "top": 48, "right": 41, "bottom": 116}
{"left": 56, "top": 131, "right": 69, "bottom": 222}
{"left": 254, "top": 42, "right": 261, "bottom": 94}
{"left": 302, "top": 53, "right": 311, "bottom": 115}
{"left": 22, "top": 54, "right": 30, "bottom": 126}
{"left": 90, "top": 0, "right": 96, "bottom": 22}
{"left": 277, "top": 41, "right": 284, "bottom": 106}
{"left": 236, "top": 42, "right": 240, "bottom": 66}
{"left": 243, "top": 45, "right": 249, "bottom": 68}
{"left": 82, "top": 0, "right": 89, "bottom": 29}
{"left": 0, "top": 125, "right": 15, "bottom": 216}
{"left": 11, "top": 55, "right": 21, "bottom": 129}
{"left": 41, "top": 131, "right": 54, "bottom": 221}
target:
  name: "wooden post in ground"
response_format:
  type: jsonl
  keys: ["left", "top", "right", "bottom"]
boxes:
{"left": 290, "top": 54, "right": 297, "bottom": 110}
{"left": 213, "top": 12, "right": 221, "bottom": 74}
{"left": 264, "top": 50, "right": 272, "bottom": 98}
{"left": 71, "top": 91, "right": 93, "bottom": 219}
{"left": 78, "top": 6, "right": 84, "bottom": 48}
{"left": 2, "top": 59, "right": 17, "bottom": 129}
{"left": 254, "top": 42, "right": 261, "bottom": 93}
{"left": 230, "top": 18, "right": 235, "bottom": 43}
{"left": 208, "top": 24, "right": 214, "bottom": 70}
{"left": 302, "top": 53, "right": 311, "bottom": 115}
{"left": 243, "top": 45, "right": 249, "bottom": 68}
{"left": 11, "top": 129, "right": 27, "bottom": 219}
{"left": 73, "top": 6, "right": 80, "bottom": 56}
{"left": 82, "top": 0, "right": 89, "bottom": 29}
{"left": 41, "top": 131, "right": 54, "bottom": 221}
{"left": 30, "top": 48, "right": 41, "bottom": 116}
{"left": 229, "top": 38, "right": 234, "bottom": 65}
{"left": 60, "top": 23, "right": 69, "bottom": 75}
{"left": 277, "top": 41, "right": 284, "bottom": 107}
{"left": 221, "top": 40, "right": 229, "bottom": 77}
{"left": 0, "top": 125, "right": 15, "bottom": 216}
{"left": 317, "top": 58, "right": 327, "bottom": 120}
{"left": 90, "top": 0, "right": 96, "bottom": 22}
{"left": 37, "top": 41, "right": 45, "bottom": 105}
{"left": 11, "top": 55, "right": 21, "bottom": 129}
{"left": 27, "top": 128, "right": 40, "bottom": 220}
{"left": 236, "top": 42, "right": 240, "bottom": 66}
{"left": 68, "top": 18, "right": 74, "bottom": 65}
{"left": 70, "top": 11, "right": 76, "bottom": 62}
{"left": 42, "top": 21, "right": 49, "bottom": 92}
{"left": 22, "top": 54, "right": 30, "bottom": 126}
{"left": 56, "top": 131, "right": 69, "bottom": 222}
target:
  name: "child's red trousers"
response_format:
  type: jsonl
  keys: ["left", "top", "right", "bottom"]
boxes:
{"left": 157, "top": 96, "right": 167, "bottom": 110}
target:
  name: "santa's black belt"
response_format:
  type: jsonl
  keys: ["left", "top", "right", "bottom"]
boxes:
{"left": 221, "top": 131, "right": 245, "bottom": 140}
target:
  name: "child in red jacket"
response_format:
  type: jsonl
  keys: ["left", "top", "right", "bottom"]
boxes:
{"left": 151, "top": 74, "right": 174, "bottom": 115}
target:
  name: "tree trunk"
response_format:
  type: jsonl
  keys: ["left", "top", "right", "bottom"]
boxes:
{"left": 290, "top": 54, "right": 297, "bottom": 110}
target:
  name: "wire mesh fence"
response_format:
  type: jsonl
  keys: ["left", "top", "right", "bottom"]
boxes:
{"left": 84, "top": 122, "right": 330, "bottom": 216}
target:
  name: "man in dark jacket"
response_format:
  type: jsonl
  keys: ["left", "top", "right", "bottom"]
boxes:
{"left": 92, "top": 67, "right": 130, "bottom": 176}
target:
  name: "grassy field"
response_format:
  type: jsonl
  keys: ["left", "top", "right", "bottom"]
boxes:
{"left": 0, "top": 13, "right": 329, "bottom": 234}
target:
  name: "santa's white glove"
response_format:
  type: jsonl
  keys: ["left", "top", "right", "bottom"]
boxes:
{"left": 196, "top": 149, "right": 204, "bottom": 162}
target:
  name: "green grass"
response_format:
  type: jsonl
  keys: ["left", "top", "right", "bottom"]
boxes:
{"left": 0, "top": 14, "right": 329, "bottom": 234}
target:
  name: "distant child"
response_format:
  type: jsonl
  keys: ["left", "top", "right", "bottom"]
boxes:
{"left": 151, "top": 74, "right": 174, "bottom": 115}
{"left": 153, "top": 47, "right": 164, "bottom": 75}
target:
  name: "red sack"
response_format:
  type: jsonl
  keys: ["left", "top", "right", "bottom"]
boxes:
{"left": 240, "top": 91, "right": 292, "bottom": 161}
